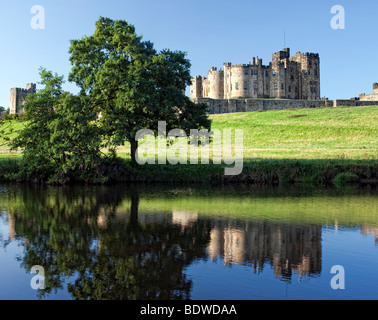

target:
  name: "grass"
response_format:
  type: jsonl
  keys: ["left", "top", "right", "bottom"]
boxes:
{"left": 1, "top": 106, "right": 377, "bottom": 160}
{"left": 0, "top": 105, "right": 376, "bottom": 185}
{"left": 119, "top": 188, "right": 378, "bottom": 226}
{"left": 211, "top": 105, "right": 378, "bottom": 160}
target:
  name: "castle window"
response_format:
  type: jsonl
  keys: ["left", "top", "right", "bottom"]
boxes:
{"left": 244, "top": 70, "right": 248, "bottom": 75}
{"left": 235, "top": 82, "right": 239, "bottom": 90}
{"left": 254, "top": 83, "right": 258, "bottom": 90}
{"left": 273, "top": 71, "right": 277, "bottom": 76}
{"left": 253, "top": 70, "right": 258, "bottom": 75}
{"left": 274, "top": 83, "right": 278, "bottom": 90}
{"left": 244, "top": 82, "right": 247, "bottom": 90}
{"left": 281, "top": 83, "right": 284, "bottom": 90}
{"left": 288, "top": 86, "right": 291, "bottom": 92}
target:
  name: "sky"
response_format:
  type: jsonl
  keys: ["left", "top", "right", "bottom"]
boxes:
{"left": 0, "top": 0, "right": 377, "bottom": 108}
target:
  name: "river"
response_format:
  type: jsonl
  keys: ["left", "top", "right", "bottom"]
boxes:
{"left": 0, "top": 183, "right": 377, "bottom": 300}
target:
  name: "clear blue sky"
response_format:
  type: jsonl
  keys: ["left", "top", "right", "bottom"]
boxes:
{"left": 1, "top": 0, "right": 377, "bottom": 108}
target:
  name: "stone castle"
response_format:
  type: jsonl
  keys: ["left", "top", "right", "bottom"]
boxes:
{"left": 190, "top": 48, "right": 321, "bottom": 101}
{"left": 359, "top": 83, "right": 378, "bottom": 101}
{"left": 9, "top": 83, "right": 36, "bottom": 114}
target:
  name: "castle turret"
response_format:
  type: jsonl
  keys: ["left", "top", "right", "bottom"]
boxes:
{"left": 10, "top": 83, "right": 36, "bottom": 114}
{"left": 190, "top": 76, "right": 203, "bottom": 99}
{"left": 208, "top": 67, "right": 224, "bottom": 99}
{"left": 373, "top": 83, "right": 378, "bottom": 94}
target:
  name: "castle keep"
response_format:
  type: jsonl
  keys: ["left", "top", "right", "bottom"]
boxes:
{"left": 190, "top": 48, "right": 320, "bottom": 101}
{"left": 10, "top": 83, "right": 36, "bottom": 114}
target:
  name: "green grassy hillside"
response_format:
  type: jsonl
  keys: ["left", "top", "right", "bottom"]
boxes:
{"left": 0, "top": 105, "right": 377, "bottom": 161}
{"left": 211, "top": 106, "right": 378, "bottom": 160}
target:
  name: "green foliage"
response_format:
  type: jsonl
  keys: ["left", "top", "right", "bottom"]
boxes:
{"left": 11, "top": 68, "right": 104, "bottom": 184}
{"left": 333, "top": 172, "right": 359, "bottom": 186}
{"left": 68, "top": 17, "right": 211, "bottom": 161}
{"left": 4, "top": 113, "right": 20, "bottom": 121}
{"left": 0, "top": 158, "right": 21, "bottom": 181}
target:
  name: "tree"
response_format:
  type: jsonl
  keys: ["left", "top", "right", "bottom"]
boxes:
{"left": 68, "top": 17, "right": 211, "bottom": 162}
{"left": 11, "top": 68, "right": 104, "bottom": 183}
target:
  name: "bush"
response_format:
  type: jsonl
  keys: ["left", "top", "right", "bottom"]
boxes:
{"left": 333, "top": 172, "right": 359, "bottom": 186}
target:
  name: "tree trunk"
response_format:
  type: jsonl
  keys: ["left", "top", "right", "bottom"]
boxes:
{"left": 129, "top": 191, "right": 139, "bottom": 226}
{"left": 130, "top": 139, "right": 138, "bottom": 163}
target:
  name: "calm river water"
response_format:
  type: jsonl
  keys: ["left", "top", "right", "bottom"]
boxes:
{"left": 0, "top": 183, "right": 377, "bottom": 300}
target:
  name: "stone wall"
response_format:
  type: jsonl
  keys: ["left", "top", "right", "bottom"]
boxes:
{"left": 333, "top": 100, "right": 378, "bottom": 107}
{"left": 359, "top": 83, "right": 378, "bottom": 101}
{"left": 192, "top": 98, "right": 377, "bottom": 115}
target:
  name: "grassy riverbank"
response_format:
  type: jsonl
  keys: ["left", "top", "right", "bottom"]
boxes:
{"left": 0, "top": 105, "right": 377, "bottom": 185}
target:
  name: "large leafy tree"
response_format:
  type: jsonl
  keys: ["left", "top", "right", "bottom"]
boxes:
{"left": 68, "top": 17, "right": 211, "bottom": 162}
{"left": 11, "top": 68, "right": 103, "bottom": 183}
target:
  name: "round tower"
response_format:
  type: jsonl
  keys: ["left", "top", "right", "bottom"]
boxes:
{"left": 208, "top": 67, "right": 224, "bottom": 99}
{"left": 230, "top": 65, "right": 250, "bottom": 99}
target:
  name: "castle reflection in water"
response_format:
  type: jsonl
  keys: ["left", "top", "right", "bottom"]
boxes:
{"left": 171, "top": 211, "right": 378, "bottom": 282}
{"left": 6, "top": 208, "right": 378, "bottom": 283}
{"left": 171, "top": 210, "right": 322, "bottom": 281}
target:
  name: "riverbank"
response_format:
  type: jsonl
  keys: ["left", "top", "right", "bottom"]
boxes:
{"left": 0, "top": 157, "right": 376, "bottom": 186}
{"left": 108, "top": 158, "right": 378, "bottom": 185}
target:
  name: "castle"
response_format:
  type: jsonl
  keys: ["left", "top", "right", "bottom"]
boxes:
{"left": 190, "top": 48, "right": 321, "bottom": 101}
{"left": 10, "top": 83, "right": 36, "bottom": 114}
{"left": 359, "top": 83, "right": 378, "bottom": 101}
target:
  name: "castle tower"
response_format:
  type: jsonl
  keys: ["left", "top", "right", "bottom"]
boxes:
{"left": 10, "top": 83, "right": 37, "bottom": 114}
{"left": 207, "top": 67, "right": 224, "bottom": 99}
{"left": 290, "top": 52, "right": 320, "bottom": 100}
{"left": 373, "top": 83, "right": 378, "bottom": 94}
{"left": 228, "top": 64, "right": 250, "bottom": 99}
{"left": 190, "top": 76, "right": 203, "bottom": 99}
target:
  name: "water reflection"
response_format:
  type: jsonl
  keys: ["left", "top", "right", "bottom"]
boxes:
{"left": 207, "top": 221, "right": 322, "bottom": 281}
{"left": 0, "top": 184, "right": 377, "bottom": 299}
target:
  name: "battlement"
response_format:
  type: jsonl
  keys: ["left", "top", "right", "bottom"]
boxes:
{"left": 209, "top": 67, "right": 224, "bottom": 75}
{"left": 294, "top": 51, "right": 319, "bottom": 58}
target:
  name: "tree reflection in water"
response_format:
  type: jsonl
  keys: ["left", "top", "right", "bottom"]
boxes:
{"left": 3, "top": 185, "right": 212, "bottom": 300}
